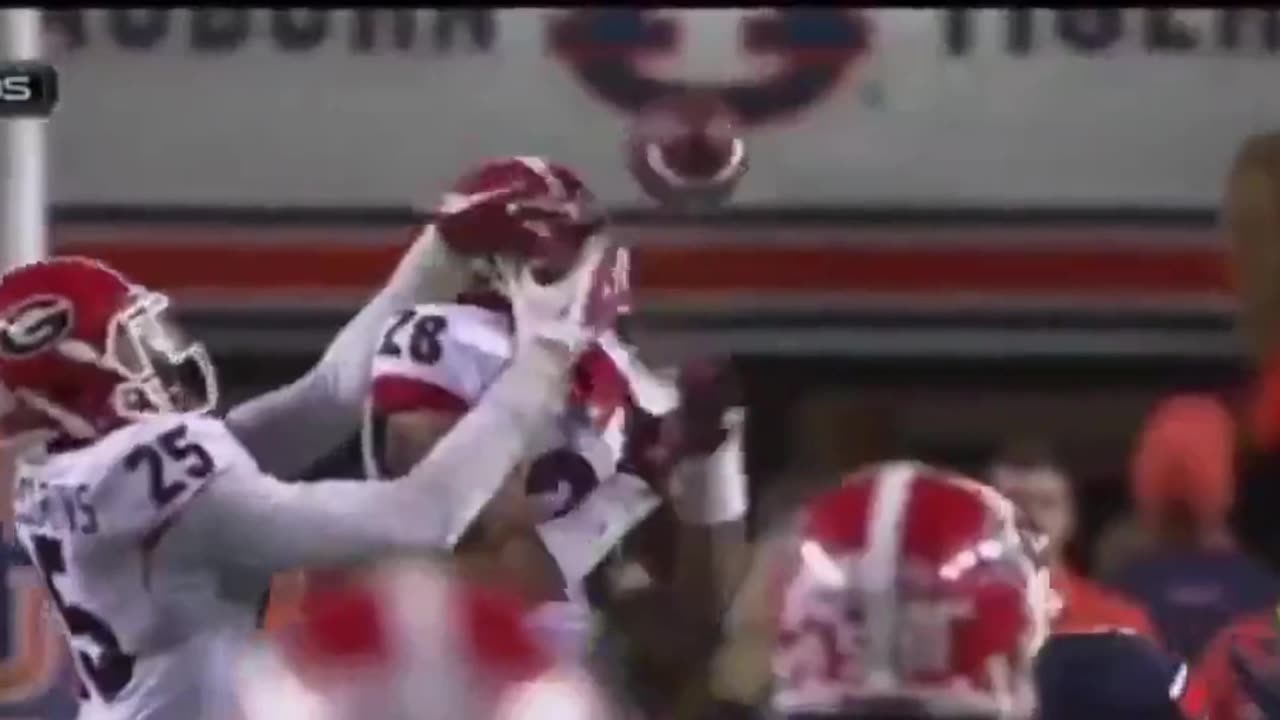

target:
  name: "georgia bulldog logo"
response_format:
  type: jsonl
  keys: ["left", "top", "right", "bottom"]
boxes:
{"left": 0, "top": 296, "right": 72, "bottom": 358}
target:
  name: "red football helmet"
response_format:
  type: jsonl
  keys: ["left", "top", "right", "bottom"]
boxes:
{"left": 436, "top": 157, "right": 604, "bottom": 278}
{"left": 771, "top": 461, "right": 1053, "bottom": 720}
{"left": 237, "top": 562, "right": 613, "bottom": 720}
{"left": 0, "top": 257, "right": 216, "bottom": 441}
{"left": 437, "top": 156, "right": 632, "bottom": 324}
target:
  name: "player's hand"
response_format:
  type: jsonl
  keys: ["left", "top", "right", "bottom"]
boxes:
{"left": 624, "top": 359, "right": 744, "bottom": 494}
{"left": 673, "top": 358, "right": 741, "bottom": 457}
{"left": 497, "top": 234, "right": 615, "bottom": 364}
{"left": 666, "top": 360, "right": 749, "bottom": 526}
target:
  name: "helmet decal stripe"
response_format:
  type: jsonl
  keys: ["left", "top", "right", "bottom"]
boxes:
{"left": 861, "top": 461, "right": 918, "bottom": 688}
{"left": 513, "top": 156, "right": 565, "bottom": 199}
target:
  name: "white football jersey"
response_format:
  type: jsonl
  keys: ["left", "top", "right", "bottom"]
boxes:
{"left": 365, "top": 300, "right": 674, "bottom": 660}
{"left": 366, "top": 301, "right": 635, "bottom": 512}
{"left": 12, "top": 406, "right": 539, "bottom": 720}
{"left": 12, "top": 414, "right": 266, "bottom": 720}
{"left": 2, "top": 226, "right": 572, "bottom": 720}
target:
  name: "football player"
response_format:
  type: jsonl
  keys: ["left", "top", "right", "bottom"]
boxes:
{"left": 358, "top": 156, "right": 751, "bottom": 681}
{"left": 0, "top": 212, "right": 615, "bottom": 720}
{"left": 768, "top": 461, "right": 1052, "bottom": 720}
{"left": 693, "top": 461, "right": 1053, "bottom": 720}
{"left": 236, "top": 560, "right": 615, "bottom": 720}
{"left": 701, "top": 461, "right": 1214, "bottom": 720}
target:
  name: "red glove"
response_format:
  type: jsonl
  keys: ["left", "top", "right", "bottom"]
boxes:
{"left": 672, "top": 358, "right": 740, "bottom": 456}
{"left": 622, "top": 358, "right": 741, "bottom": 492}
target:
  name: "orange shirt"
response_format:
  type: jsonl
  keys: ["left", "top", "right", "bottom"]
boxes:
{"left": 1051, "top": 567, "right": 1159, "bottom": 640}
{"left": 1196, "top": 608, "right": 1275, "bottom": 720}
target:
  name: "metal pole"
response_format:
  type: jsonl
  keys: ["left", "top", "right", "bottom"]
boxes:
{"left": 0, "top": 8, "right": 46, "bottom": 269}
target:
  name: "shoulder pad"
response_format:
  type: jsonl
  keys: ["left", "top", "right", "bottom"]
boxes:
{"left": 371, "top": 303, "right": 512, "bottom": 412}
{"left": 84, "top": 414, "right": 253, "bottom": 537}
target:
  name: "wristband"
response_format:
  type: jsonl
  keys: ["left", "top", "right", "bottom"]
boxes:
{"left": 535, "top": 471, "right": 661, "bottom": 586}
{"left": 670, "top": 408, "right": 749, "bottom": 525}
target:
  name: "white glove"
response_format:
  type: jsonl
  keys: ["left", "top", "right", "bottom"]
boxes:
{"left": 496, "top": 234, "right": 615, "bottom": 364}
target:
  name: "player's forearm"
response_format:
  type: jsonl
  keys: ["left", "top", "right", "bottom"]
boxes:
{"left": 389, "top": 345, "right": 569, "bottom": 549}
{"left": 311, "top": 226, "right": 470, "bottom": 401}
{"left": 706, "top": 537, "right": 778, "bottom": 713}
{"left": 668, "top": 413, "right": 751, "bottom": 619}
{"left": 619, "top": 424, "right": 751, "bottom": 706}
{"left": 223, "top": 372, "right": 358, "bottom": 478}
{"left": 226, "top": 230, "right": 469, "bottom": 476}
{"left": 182, "top": 347, "right": 569, "bottom": 575}
{"left": 616, "top": 526, "right": 749, "bottom": 689}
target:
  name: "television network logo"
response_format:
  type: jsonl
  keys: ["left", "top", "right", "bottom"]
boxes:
{"left": 0, "top": 62, "right": 57, "bottom": 117}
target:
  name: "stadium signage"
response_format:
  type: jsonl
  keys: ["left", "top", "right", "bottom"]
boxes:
{"left": 44, "top": 9, "right": 496, "bottom": 54}
{"left": 943, "top": 8, "right": 1280, "bottom": 55}
{"left": 41, "top": 9, "right": 1279, "bottom": 208}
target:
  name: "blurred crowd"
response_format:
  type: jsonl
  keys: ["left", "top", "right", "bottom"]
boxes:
{"left": 676, "top": 389, "right": 1280, "bottom": 719}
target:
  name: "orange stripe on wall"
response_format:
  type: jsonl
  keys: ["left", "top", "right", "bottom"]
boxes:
{"left": 50, "top": 225, "right": 1231, "bottom": 297}
{"left": 637, "top": 246, "right": 1229, "bottom": 294}
{"left": 58, "top": 242, "right": 1231, "bottom": 297}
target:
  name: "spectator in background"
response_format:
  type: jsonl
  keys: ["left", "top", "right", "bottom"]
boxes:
{"left": 1110, "top": 394, "right": 1280, "bottom": 662}
{"left": 988, "top": 441, "right": 1157, "bottom": 638}
{"left": 1092, "top": 512, "right": 1157, "bottom": 584}
{"left": 1195, "top": 603, "right": 1279, "bottom": 720}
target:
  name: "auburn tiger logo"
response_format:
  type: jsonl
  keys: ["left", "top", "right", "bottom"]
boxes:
{"left": 0, "top": 296, "right": 72, "bottom": 358}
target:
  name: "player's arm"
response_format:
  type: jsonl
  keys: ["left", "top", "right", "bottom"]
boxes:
{"left": 612, "top": 427, "right": 751, "bottom": 714}
{"left": 380, "top": 402, "right": 567, "bottom": 597}
{"left": 607, "top": 368, "right": 752, "bottom": 717}
{"left": 161, "top": 346, "right": 566, "bottom": 575}
{"left": 389, "top": 412, "right": 665, "bottom": 603}
{"left": 668, "top": 410, "right": 751, "bottom": 623}
{"left": 173, "top": 235, "right": 614, "bottom": 573}
{"left": 707, "top": 534, "right": 786, "bottom": 712}
{"left": 373, "top": 321, "right": 663, "bottom": 602}
{"left": 621, "top": 364, "right": 751, "bottom": 617}
{"left": 384, "top": 402, "right": 662, "bottom": 603}
{"left": 224, "top": 226, "right": 471, "bottom": 478}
